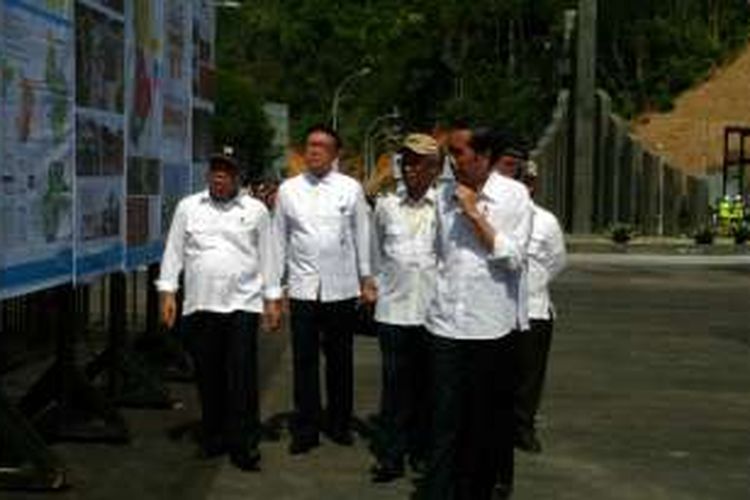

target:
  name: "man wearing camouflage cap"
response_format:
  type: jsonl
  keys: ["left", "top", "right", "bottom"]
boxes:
{"left": 370, "top": 133, "right": 442, "bottom": 482}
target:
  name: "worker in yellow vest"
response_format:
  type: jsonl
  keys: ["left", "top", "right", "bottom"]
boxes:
{"left": 719, "top": 196, "right": 732, "bottom": 235}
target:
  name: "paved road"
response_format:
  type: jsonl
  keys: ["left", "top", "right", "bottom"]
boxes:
{"left": 3, "top": 259, "right": 749, "bottom": 499}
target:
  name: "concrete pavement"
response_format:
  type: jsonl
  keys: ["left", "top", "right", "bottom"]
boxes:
{"left": 2, "top": 258, "right": 749, "bottom": 499}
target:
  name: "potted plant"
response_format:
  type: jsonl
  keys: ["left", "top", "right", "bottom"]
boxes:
{"left": 610, "top": 223, "right": 634, "bottom": 245}
{"left": 693, "top": 225, "right": 715, "bottom": 246}
{"left": 732, "top": 223, "right": 750, "bottom": 246}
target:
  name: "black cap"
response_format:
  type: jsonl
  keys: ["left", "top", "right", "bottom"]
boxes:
{"left": 209, "top": 153, "right": 240, "bottom": 172}
{"left": 502, "top": 136, "right": 530, "bottom": 160}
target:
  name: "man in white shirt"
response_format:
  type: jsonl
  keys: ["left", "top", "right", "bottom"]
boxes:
{"left": 273, "top": 125, "right": 377, "bottom": 454}
{"left": 513, "top": 160, "right": 567, "bottom": 454}
{"left": 420, "top": 127, "right": 533, "bottom": 500}
{"left": 370, "top": 134, "right": 441, "bottom": 483}
{"left": 156, "top": 154, "right": 282, "bottom": 472}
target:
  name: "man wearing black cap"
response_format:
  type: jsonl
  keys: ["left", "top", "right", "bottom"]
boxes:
{"left": 513, "top": 161, "right": 567, "bottom": 453}
{"left": 156, "top": 153, "right": 282, "bottom": 471}
{"left": 492, "top": 136, "right": 528, "bottom": 181}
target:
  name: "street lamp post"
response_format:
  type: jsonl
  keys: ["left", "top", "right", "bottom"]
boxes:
{"left": 213, "top": 1, "right": 242, "bottom": 8}
{"left": 364, "top": 108, "right": 400, "bottom": 181}
{"left": 331, "top": 67, "right": 372, "bottom": 131}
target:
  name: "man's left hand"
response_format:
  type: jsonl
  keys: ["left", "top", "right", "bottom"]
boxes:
{"left": 262, "top": 299, "right": 282, "bottom": 332}
{"left": 360, "top": 277, "right": 378, "bottom": 306}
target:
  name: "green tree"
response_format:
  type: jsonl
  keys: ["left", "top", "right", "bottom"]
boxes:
{"left": 213, "top": 69, "right": 274, "bottom": 180}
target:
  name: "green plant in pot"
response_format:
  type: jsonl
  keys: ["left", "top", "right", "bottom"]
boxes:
{"left": 732, "top": 223, "right": 750, "bottom": 245}
{"left": 693, "top": 225, "right": 715, "bottom": 245}
{"left": 610, "top": 223, "right": 634, "bottom": 244}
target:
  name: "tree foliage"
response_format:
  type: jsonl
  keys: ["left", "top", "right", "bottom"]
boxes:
{"left": 213, "top": 69, "right": 274, "bottom": 179}
{"left": 217, "top": 0, "right": 573, "bottom": 158}
{"left": 214, "top": 0, "right": 750, "bottom": 171}
{"left": 598, "top": 0, "right": 750, "bottom": 116}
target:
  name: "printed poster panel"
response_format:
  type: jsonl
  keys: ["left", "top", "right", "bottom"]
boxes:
{"left": 0, "top": 0, "right": 74, "bottom": 299}
{"left": 74, "top": 0, "right": 125, "bottom": 278}
{"left": 162, "top": 0, "right": 190, "bottom": 164}
{"left": 189, "top": 0, "right": 214, "bottom": 194}
{"left": 192, "top": 0, "right": 214, "bottom": 104}
{"left": 128, "top": 0, "right": 161, "bottom": 158}
{"left": 157, "top": 0, "right": 192, "bottom": 244}
{"left": 125, "top": 0, "right": 163, "bottom": 268}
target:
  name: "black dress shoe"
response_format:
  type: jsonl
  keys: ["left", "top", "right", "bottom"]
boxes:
{"left": 371, "top": 462, "right": 404, "bottom": 483}
{"left": 324, "top": 428, "right": 354, "bottom": 446}
{"left": 198, "top": 440, "right": 226, "bottom": 459}
{"left": 514, "top": 428, "right": 542, "bottom": 453}
{"left": 289, "top": 436, "right": 320, "bottom": 455}
{"left": 229, "top": 450, "right": 261, "bottom": 472}
{"left": 493, "top": 482, "right": 513, "bottom": 499}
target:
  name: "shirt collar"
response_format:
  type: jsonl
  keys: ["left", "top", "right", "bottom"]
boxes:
{"left": 199, "top": 189, "right": 245, "bottom": 208}
{"left": 399, "top": 186, "right": 437, "bottom": 206}
{"left": 304, "top": 167, "right": 336, "bottom": 186}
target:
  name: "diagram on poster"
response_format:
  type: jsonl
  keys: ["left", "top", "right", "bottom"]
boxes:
{"left": 0, "top": 0, "right": 74, "bottom": 298}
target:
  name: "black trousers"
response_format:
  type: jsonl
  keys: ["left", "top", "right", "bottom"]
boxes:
{"left": 289, "top": 299, "right": 356, "bottom": 441}
{"left": 514, "top": 319, "right": 554, "bottom": 434}
{"left": 376, "top": 323, "right": 431, "bottom": 467}
{"left": 423, "top": 333, "right": 515, "bottom": 500}
{"left": 183, "top": 311, "right": 260, "bottom": 454}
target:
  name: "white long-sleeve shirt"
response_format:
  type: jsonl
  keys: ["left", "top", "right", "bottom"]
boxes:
{"left": 273, "top": 170, "right": 372, "bottom": 302}
{"left": 527, "top": 203, "right": 566, "bottom": 320}
{"left": 372, "top": 189, "right": 438, "bottom": 326}
{"left": 155, "top": 191, "right": 282, "bottom": 315}
{"left": 426, "top": 173, "right": 533, "bottom": 340}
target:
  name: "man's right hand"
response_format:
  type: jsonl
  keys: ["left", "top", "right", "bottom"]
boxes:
{"left": 160, "top": 292, "right": 178, "bottom": 329}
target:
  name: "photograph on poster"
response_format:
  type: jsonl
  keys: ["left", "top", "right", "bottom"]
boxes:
{"left": 76, "top": 2, "right": 124, "bottom": 112}
{"left": 126, "top": 195, "right": 161, "bottom": 244}
{"left": 76, "top": 112, "right": 124, "bottom": 176}
{"left": 129, "top": 0, "right": 162, "bottom": 158}
{"left": 127, "top": 156, "right": 160, "bottom": 196}
{"left": 162, "top": 0, "right": 190, "bottom": 164}
{"left": 77, "top": 177, "right": 122, "bottom": 242}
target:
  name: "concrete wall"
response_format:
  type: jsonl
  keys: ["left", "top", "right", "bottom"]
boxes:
{"left": 531, "top": 89, "right": 710, "bottom": 235}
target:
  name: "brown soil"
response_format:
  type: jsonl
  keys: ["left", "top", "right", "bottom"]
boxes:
{"left": 633, "top": 42, "right": 750, "bottom": 176}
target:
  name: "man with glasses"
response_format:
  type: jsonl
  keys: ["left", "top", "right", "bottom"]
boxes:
{"left": 273, "top": 125, "right": 377, "bottom": 455}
